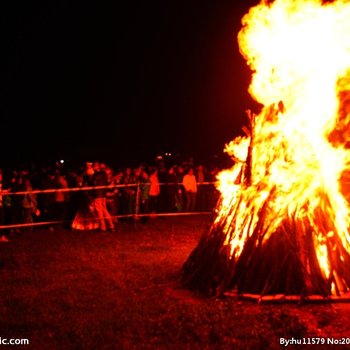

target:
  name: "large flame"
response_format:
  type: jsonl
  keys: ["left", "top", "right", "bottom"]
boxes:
{"left": 215, "top": 0, "right": 350, "bottom": 293}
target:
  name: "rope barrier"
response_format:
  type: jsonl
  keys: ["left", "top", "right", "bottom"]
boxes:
{"left": 0, "top": 182, "right": 217, "bottom": 196}
{"left": 0, "top": 181, "right": 218, "bottom": 231}
{"left": 0, "top": 212, "right": 213, "bottom": 230}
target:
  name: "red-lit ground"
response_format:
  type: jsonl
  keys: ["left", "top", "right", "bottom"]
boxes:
{"left": 0, "top": 216, "right": 349, "bottom": 350}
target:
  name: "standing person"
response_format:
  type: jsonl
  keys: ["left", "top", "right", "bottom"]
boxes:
{"left": 157, "top": 162, "right": 168, "bottom": 213}
{"left": 0, "top": 171, "right": 6, "bottom": 230}
{"left": 71, "top": 175, "right": 99, "bottom": 231}
{"left": 175, "top": 166, "right": 185, "bottom": 212}
{"left": 165, "top": 166, "right": 178, "bottom": 212}
{"left": 8, "top": 174, "right": 23, "bottom": 233}
{"left": 0, "top": 171, "right": 10, "bottom": 241}
{"left": 21, "top": 178, "right": 37, "bottom": 227}
{"left": 149, "top": 167, "right": 160, "bottom": 214}
{"left": 105, "top": 167, "right": 118, "bottom": 225}
{"left": 139, "top": 170, "right": 150, "bottom": 222}
{"left": 38, "top": 171, "right": 56, "bottom": 230}
{"left": 196, "top": 165, "right": 207, "bottom": 211}
{"left": 54, "top": 172, "right": 69, "bottom": 228}
{"left": 208, "top": 166, "right": 220, "bottom": 210}
{"left": 92, "top": 162, "right": 115, "bottom": 232}
{"left": 133, "top": 167, "right": 142, "bottom": 217}
{"left": 183, "top": 168, "right": 197, "bottom": 212}
{"left": 66, "top": 169, "right": 80, "bottom": 221}
{"left": 121, "top": 167, "right": 136, "bottom": 216}
{"left": 112, "top": 170, "right": 123, "bottom": 218}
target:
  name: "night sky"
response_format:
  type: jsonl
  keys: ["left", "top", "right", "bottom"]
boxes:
{"left": 2, "top": 0, "right": 260, "bottom": 167}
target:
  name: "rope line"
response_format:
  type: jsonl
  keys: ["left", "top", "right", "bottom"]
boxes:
{"left": 0, "top": 182, "right": 217, "bottom": 196}
{"left": 0, "top": 212, "right": 213, "bottom": 230}
{"left": 0, "top": 182, "right": 217, "bottom": 231}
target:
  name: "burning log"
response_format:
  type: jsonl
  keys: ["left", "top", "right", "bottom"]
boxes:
{"left": 182, "top": 0, "right": 350, "bottom": 299}
{"left": 182, "top": 189, "right": 350, "bottom": 297}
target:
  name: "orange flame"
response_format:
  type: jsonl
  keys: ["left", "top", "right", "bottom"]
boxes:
{"left": 215, "top": 0, "right": 350, "bottom": 288}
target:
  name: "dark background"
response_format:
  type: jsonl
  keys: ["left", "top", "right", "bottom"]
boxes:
{"left": 1, "top": 0, "right": 260, "bottom": 167}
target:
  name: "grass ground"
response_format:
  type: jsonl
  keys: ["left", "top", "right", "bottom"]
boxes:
{"left": 0, "top": 215, "right": 349, "bottom": 350}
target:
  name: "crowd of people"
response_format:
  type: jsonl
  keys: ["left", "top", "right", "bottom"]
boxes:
{"left": 0, "top": 159, "right": 221, "bottom": 238}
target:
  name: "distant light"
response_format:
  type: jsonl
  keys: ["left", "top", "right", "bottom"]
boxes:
{"left": 60, "top": 160, "right": 64, "bottom": 164}
{"left": 156, "top": 155, "right": 163, "bottom": 160}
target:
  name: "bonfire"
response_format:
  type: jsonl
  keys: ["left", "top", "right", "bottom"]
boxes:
{"left": 182, "top": 0, "right": 350, "bottom": 299}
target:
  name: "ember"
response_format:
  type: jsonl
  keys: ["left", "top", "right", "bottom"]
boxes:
{"left": 182, "top": 0, "right": 350, "bottom": 298}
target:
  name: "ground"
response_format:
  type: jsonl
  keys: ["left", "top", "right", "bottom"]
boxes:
{"left": 0, "top": 216, "right": 349, "bottom": 350}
